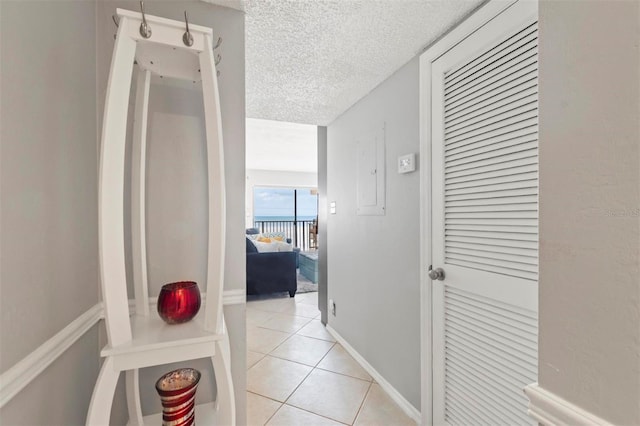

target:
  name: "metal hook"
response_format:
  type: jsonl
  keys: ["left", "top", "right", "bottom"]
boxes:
{"left": 182, "top": 11, "right": 194, "bottom": 47}
{"left": 217, "top": 70, "right": 221, "bottom": 77}
{"left": 215, "top": 54, "right": 222, "bottom": 66}
{"left": 139, "top": 0, "right": 152, "bottom": 39}
{"left": 112, "top": 15, "right": 119, "bottom": 28}
{"left": 213, "top": 37, "right": 223, "bottom": 50}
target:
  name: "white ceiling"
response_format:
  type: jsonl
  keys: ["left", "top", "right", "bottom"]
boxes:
{"left": 206, "top": 0, "right": 485, "bottom": 125}
{"left": 245, "top": 118, "right": 318, "bottom": 172}
{"left": 205, "top": 0, "right": 486, "bottom": 172}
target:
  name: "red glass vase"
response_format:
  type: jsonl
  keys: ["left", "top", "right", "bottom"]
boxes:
{"left": 157, "top": 281, "right": 201, "bottom": 324}
{"left": 156, "top": 368, "right": 201, "bottom": 426}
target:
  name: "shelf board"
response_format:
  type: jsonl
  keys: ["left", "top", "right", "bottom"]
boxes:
{"left": 138, "top": 402, "right": 217, "bottom": 425}
{"left": 115, "top": 8, "right": 215, "bottom": 81}
{"left": 102, "top": 311, "right": 223, "bottom": 358}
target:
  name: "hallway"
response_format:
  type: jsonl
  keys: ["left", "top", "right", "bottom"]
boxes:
{"left": 246, "top": 293, "right": 416, "bottom": 425}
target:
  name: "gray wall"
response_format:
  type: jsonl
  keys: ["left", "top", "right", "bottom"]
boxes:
{"left": 0, "top": 1, "right": 101, "bottom": 424}
{"left": 96, "top": 1, "right": 247, "bottom": 423}
{"left": 326, "top": 58, "right": 421, "bottom": 410}
{"left": 538, "top": 1, "right": 640, "bottom": 424}
{"left": 317, "top": 126, "right": 328, "bottom": 324}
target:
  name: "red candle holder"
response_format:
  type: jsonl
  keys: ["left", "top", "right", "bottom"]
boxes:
{"left": 157, "top": 281, "right": 201, "bottom": 324}
{"left": 156, "top": 368, "right": 201, "bottom": 426}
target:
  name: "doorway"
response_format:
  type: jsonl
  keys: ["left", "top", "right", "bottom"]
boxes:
{"left": 420, "top": 1, "right": 539, "bottom": 423}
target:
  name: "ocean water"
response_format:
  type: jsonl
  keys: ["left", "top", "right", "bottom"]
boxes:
{"left": 254, "top": 216, "right": 316, "bottom": 222}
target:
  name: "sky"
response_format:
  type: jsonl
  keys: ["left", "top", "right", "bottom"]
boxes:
{"left": 254, "top": 187, "right": 317, "bottom": 219}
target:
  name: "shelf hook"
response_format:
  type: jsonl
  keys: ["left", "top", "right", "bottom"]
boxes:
{"left": 213, "top": 37, "right": 223, "bottom": 50}
{"left": 215, "top": 54, "right": 222, "bottom": 66}
{"left": 183, "top": 11, "right": 194, "bottom": 47}
{"left": 139, "top": 0, "right": 152, "bottom": 39}
{"left": 112, "top": 15, "right": 119, "bottom": 28}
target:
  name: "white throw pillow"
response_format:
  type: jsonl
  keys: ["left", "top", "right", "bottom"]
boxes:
{"left": 253, "top": 241, "right": 279, "bottom": 253}
{"left": 274, "top": 241, "right": 293, "bottom": 252}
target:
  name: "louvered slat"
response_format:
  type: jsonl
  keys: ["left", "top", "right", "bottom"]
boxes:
{"left": 446, "top": 163, "right": 537, "bottom": 185}
{"left": 446, "top": 291, "right": 538, "bottom": 333}
{"left": 443, "top": 287, "right": 537, "bottom": 425}
{"left": 446, "top": 126, "right": 537, "bottom": 157}
{"left": 443, "top": 22, "right": 538, "bottom": 281}
{"left": 447, "top": 235, "right": 537, "bottom": 251}
{"left": 447, "top": 246, "right": 537, "bottom": 266}
{"left": 445, "top": 44, "right": 537, "bottom": 104}
{"left": 447, "top": 385, "right": 517, "bottom": 425}
{"left": 447, "top": 304, "right": 537, "bottom": 346}
{"left": 447, "top": 392, "right": 496, "bottom": 426}
{"left": 446, "top": 172, "right": 538, "bottom": 191}
{"left": 445, "top": 78, "right": 537, "bottom": 123}
{"left": 446, "top": 329, "right": 534, "bottom": 385}
{"left": 446, "top": 94, "right": 537, "bottom": 138}
{"left": 445, "top": 22, "right": 537, "bottom": 89}
{"left": 445, "top": 57, "right": 537, "bottom": 112}
{"left": 446, "top": 368, "right": 531, "bottom": 424}
{"left": 445, "top": 115, "right": 537, "bottom": 148}
{"left": 446, "top": 348, "right": 533, "bottom": 400}
{"left": 445, "top": 201, "right": 537, "bottom": 212}
{"left": 445, "top": 194, "right": 537, "bottom": 206}
{"left": 446, "top": 320, "right": 536, "bottom": 369}
{"left": 445, "top": 179, "right": 537, "bottom": 197}
{"left": 446, "top": 86, "right": 537, "bottom": 131}
{"left": 445, "top": 67, "right": 538, "bottom": 115}
{"left": 447, "top": 240, "right": 537, "bottom": 258}
{"left": 445, "top": 187, "right": 537, "bottom": 203}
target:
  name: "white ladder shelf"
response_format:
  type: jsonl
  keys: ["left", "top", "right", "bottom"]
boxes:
{"left": 86, "top": 8, "right": 234, "bottom": 425}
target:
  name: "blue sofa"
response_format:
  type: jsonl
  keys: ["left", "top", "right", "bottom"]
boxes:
{"left": 246, "top": 237, "right": 297, "bottom": 297}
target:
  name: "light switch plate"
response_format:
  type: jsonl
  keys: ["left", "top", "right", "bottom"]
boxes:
{"left": 398, "top": 153, "right": 416, "bottom": 174}
{"left": 330, "top": 201, "right": 336, "bottom": 214}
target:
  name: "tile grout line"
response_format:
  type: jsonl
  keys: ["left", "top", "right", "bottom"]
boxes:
{"left": 351, "top": 380, "right": 374, "bottom": 426}
{"left": 247, "top": 293, "right": 330, "bottom": 424}
{"left": 279, "top": 341, "right": 354, "bottom": 426}
{"left": 314, "top": 365, "right": 373, "bottom": 383}
{"left": 281, "top": 340, "right": 363, "bottom": 425}
{"left": 279, "top": 402, "right": 351, "bottom": 426}
{"left": 246, "top": 390, "right": 283, "bottom": 426}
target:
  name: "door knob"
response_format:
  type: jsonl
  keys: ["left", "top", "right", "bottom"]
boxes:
{"left": 428, "top": 267, "right": 445, "bottom": 281}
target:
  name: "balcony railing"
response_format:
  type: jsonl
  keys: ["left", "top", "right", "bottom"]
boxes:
{"left": 253, "top": 219, "right": 316, "bottom": 251}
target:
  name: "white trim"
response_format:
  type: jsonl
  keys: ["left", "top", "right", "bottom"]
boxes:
{"left": 418, "top": 20, "right": 433, "bottom": 426}
{"left": 0, "top": 303, "right": 103, "bottom": 408}
{"left": 326, "top": 325, "right": 421, "bottom": 424}
{"left": 0, "top": 289, "right": 245, "bottom": 408}
{"left": 419, "top": 0, "right": 516, "bottom": 65}
{"left": 524, "top": 383, "right": 613, "bottom": 426}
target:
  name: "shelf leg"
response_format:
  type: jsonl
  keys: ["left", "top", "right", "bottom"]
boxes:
{"left": 86, "top": 357, "right": 119, "bottom": 426}
{"left": 212, "top": 337, "right": 235, "bottom": 425}
{"left": 126, "top": 369, "right": 144, "bottom": 425}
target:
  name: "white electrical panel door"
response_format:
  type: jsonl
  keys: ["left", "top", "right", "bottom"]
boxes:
{"left": 430, "top": 1, "right": 539, "bottom": 424}
{"left": 357, "top": 125, "right": 385, "bottom": 215}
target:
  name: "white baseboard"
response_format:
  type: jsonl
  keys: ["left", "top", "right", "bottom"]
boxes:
{"left": 326, "top": 325, "right": 421, "bottom": 424}
{"left": 524, "top": 383, "right": 613, "bottom": 426}
{"left": 0, "top": 289, "right": 245, "bottom": 408}
{"left": 0, "top": 303, "right": 103, "bottom": 408}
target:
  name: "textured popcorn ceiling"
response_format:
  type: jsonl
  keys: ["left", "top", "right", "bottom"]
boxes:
{"left": 207, "top": 0, "right": 484, "bottom": 125}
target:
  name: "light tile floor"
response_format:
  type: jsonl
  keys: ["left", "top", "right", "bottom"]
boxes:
{"left": 246, "top": 292, "right": 417, "bottom": 426}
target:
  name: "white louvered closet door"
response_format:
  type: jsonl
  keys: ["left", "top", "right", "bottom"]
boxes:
{"left": 431, "top": 1, "right": 538, "bottom": 425}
